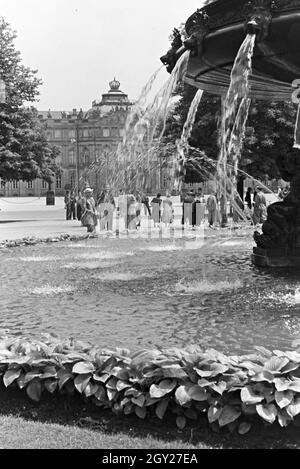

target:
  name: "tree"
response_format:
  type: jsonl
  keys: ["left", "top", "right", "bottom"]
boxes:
{"left": 242, "top": 100, "right": 297, "bottom": 180}
{"left": 0, "top": 17, "right": 60, "bottom": 182}
{"left": 164, "top": 82, "right": 298, "bottom": 183}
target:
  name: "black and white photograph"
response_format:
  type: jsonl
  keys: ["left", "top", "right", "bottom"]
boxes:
{"left": 1, "top": 0, "right": 300, "bottom": 454}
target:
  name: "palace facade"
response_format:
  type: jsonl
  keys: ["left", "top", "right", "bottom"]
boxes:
{"left": 0, "top": 79, "right": 134, "bottom": 197}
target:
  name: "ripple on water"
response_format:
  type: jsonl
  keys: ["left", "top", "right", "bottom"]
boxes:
{"left": 24, "top": 284, "right": 76, "bottom": 296}
{"left": 174, "top": 279, "right": 243, "bottom": 295}
{"left": 92, "top": 271, "right": 154, "bottom": 282}
{"left": 63, "top": 244, "right": 105, "bottom": 249}
{"left": 18, "top": 256, "right": 60, "bottom": 262}
{"left": 62, "top": 260, "right": 124, "bottom": 270}
{"left": 221, "top": 240, "right": 250, "bottom": 247}
{"left": 140, "top": 245, "right": 182, "bottom": 252}
{"left": 76, "top": 251, "right": 134, "bottom": 260}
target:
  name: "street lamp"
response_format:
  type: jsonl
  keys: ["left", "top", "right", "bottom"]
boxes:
{"left": 0, "top": 79, "right": 6, "bottom": 192}
{"left": 95, "top": 152, "right": 100, "bottom": 192}
{"left": 104, "top": 150, "right": 109, "bottom": 186}
{"left": 70, "top": 132, "right": 80, "bottom": 194}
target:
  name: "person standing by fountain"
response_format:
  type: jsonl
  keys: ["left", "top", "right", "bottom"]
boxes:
{"left": 141, "top": 192, "right": 151, "bottom": 217}
{"left": 64, "top": 191, "right": 71, "bottom": 220}
{"left": 252, "top": 187, "right": 267, "bottom": 226}
{"left": 192, "top": 192, "right": 200, "bottom": 229}
{"left": 81, "top": 187, "right": 98, "bottom": 234}
{"left": 127, "top": 193, "right": 137, "bottom": 230}
{"left": 206, "top": 191, "right": 217, "bottom": 228}
{"left": 97, "top": 186, "right": 116, "bottom": 231}
{"left": 193, "top": 190, "right": 205, "bottom": 226}
{"left": 134, "top": 191, "right": 143, "bottom": 228}
{"left": 162, "top": 191, "right": 174, "bottom": 228}
{"left": 69, "top": 190, "right": 76, "bottom": 220}
{"left": 181, "top": 191, "right": 194, "bottom": 226}
{"left": 151, "top": 193, "right": 162, "bottom": 227}
{"left": 245, "top": 187, "right": 253, "bottom": 210}
{"left": 76, "top": 191, "right": 83, "bottom": 222}
{"left": 219, "top": 193, "right": 228, "bottom": 228}
{"left": 244, "top": 187, "right": 254, "bottom": 223}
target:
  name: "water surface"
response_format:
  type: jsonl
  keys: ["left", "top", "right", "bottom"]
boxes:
{"left": 1, "top": 235, "right": 300, "bottom": 354}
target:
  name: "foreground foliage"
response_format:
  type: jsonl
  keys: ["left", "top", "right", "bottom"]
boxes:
{"left": 1, "top": 334, "right": 300, "bottom": 434}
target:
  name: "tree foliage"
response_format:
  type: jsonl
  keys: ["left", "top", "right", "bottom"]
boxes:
{"left": 0, "top": 17, "right": 60, "bottom": 182}
{"left": 243, "top": 100, "right": 298, "bottom": 180}
{"left": 164, "top": 81, "right": 299, "bottom": 183}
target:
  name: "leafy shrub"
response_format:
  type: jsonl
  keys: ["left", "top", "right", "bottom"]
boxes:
{"left": 1, "top": 334, "right": 300, "bottom": 434}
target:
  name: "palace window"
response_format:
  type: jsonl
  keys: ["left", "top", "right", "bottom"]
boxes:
{"left": 103, "top": 128, "right": 110, "bottom": 137}
{"left": 69, "top": 130, "right": 76, "bottom": 139}
{"left": 111, "top": 128, "right": 119, "bottom": 137}
{"left": 0, "top": 179, "right": 6, "bottom": 188}
{"left": 56, "top": 175, "right": 62, "bottom": 189}
{"left": 83, "top": 129, "right": 89, "bottom": 137}
{"left": 27, "top": 180, "right": 33, "bottom": 189}
{"left": 82, "top": 148, "right": 89, "bottom": 165}
{"left": 68, "top": 148, "right": 75, "bottom": 165}
{"left": 42, "top": 180, "right": 48, "bottom": 189}
{"left": 54, "top": 130, "right": 62, "bottom": 139}
{"left": 56, "top": 146, "right": 62, "bottom": 164}
{"left": 12, "top": 180, "right": 18, "bottom": 189}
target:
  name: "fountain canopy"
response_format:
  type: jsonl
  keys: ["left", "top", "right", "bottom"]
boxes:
{"left": 161, "top": 0, "right": 300, "bottom": 100}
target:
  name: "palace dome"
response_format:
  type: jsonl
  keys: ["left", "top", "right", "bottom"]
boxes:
{"left": 109, "top": 78, "right": 121, "bottom": 90}
{"left": 87, "top": 79, "right": 133, "bottom": 118}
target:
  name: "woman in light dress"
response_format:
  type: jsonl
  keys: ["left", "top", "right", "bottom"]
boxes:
{"left": 81, "top": 187, "right": 98, "bottom": 234}
{"left": 162, "top": 192, "right": 174, "bottom": 228}
{"left": 127, "top": 194, "right": 137, "bottom": 229}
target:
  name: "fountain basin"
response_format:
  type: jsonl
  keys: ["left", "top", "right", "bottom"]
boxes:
{"left": 252, "top": 246, "right": 300, "bottom": 266}
{"left": 168, "top": 0, "right": 300, "bottom": 100}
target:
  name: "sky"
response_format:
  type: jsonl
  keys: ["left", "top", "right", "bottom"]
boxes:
{"left": 1, "top": 0, "right": 204, "bottom": 111}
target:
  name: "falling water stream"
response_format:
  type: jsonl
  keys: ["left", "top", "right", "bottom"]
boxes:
{"left": 174, "top": 89, "right": 204, "bottom": 190}
{"left": 217, "top": 34, "right": 256, "bottom": 217}
{"left": 79, "top": 31, "right": 257, "bottom": 208}
{"left": 82, "top": 51, "right": 191, "bottom": 194}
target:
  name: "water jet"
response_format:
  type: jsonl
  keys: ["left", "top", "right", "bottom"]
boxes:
{"left": 161, "top": 0, "right": 300, "bottom": 267}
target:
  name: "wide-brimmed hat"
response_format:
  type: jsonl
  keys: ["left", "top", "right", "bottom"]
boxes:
{"left": 83, "top": 187, "right": 93, "bottom": 193}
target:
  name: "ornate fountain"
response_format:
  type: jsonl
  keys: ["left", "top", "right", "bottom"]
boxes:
{"left": 161, "top": 0, "right": 300, "bottom": 267}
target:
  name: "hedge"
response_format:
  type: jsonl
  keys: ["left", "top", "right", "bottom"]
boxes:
{"left": 1, "top": 334, "right": 300, "bottom": 434}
